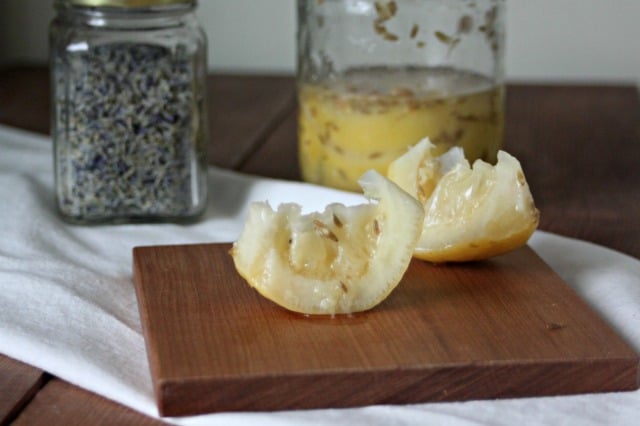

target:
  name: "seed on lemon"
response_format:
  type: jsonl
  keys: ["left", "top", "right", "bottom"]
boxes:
{"left": 230, "top": 170, "right": 424, "bottom": 315}
{"left": 388, "top": 138, "right": 539, "bottom": 263}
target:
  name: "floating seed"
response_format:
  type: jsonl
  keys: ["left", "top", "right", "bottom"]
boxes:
{"left": 388, "top": 1, "right": 397, "bottom": 16}
{"left": 410, "top": 24, "right": 419, "bottom": 39}
{"left": 383, "top": 32, "right": 399, "bottom": 42}
{"left": 458, "top": 15, "right": 474, "bottom": 34}
{"left": 373, "top": 0, "right": 399, "bottom": 41}
{"left": 435, "top": 30, "right": 459, "bottom": 46}
{"left": 374, "top": 1, "right": 397, "bottom": 20}
{"left": 374, "top": 2, "right": 384, "bottom": 16}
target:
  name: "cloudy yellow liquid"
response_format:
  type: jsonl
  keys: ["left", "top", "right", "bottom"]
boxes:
{"left": 298, "top": 66, "right": 504, "bottom": 191}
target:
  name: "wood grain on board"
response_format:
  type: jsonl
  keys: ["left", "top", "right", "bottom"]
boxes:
{"left": 133, "top": 243, "right": 639, "bottom": 416}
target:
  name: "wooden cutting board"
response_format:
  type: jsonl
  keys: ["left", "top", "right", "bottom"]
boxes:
{"left": 132, "top": 243, "right": 639, "bottom": 417}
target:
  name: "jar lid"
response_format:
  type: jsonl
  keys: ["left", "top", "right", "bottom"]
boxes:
{"left": 61, "top": 0, "right": 195, "bottom": 7}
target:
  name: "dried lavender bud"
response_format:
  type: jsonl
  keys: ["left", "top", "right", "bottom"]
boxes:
{"left": 54, "top": 43, "right": 206, "bottom": 222}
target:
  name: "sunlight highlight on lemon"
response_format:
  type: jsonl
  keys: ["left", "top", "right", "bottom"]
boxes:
{"left": 388, "top": 138, "right": 539, "bottom": 263}
{"left": 230, "top": 171, "right": 424, "bottom": 315}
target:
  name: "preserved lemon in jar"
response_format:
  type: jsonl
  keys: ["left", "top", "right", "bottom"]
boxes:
{"left": 297, "top": 0, "right": 505, "bottom": 191}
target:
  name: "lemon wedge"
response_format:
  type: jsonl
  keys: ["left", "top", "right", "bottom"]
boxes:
{"left": 230, "top": 170, "right": 424, "bottom": 315}
{"left": 388, "top": 138, "right": 539, "bottom": 262}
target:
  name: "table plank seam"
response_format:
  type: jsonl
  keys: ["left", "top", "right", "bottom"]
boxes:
{"left": 1, "top": 371, "right": 51, "bottom": 426}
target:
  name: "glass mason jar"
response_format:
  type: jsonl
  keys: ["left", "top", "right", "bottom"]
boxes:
{"left": 297, "top": 0, "right": 505, "bottom": 191}
{"left": 50, "top": 0, "right": 208, "bottom": 224}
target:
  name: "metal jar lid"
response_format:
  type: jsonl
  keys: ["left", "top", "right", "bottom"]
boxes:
{"left": 60, "top": 0, "right": 195, "bottom": 7}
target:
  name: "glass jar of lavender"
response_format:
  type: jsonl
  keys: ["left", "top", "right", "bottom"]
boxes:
{"left": 50, "top": 0, "right": 208, "bottom": 224}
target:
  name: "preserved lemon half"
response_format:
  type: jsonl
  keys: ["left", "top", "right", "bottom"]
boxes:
{"left": 230, "top": 170, "right": 424, "bottom": 315}
{"left": 388, "top": 138, "right": 539, "bottom": 263}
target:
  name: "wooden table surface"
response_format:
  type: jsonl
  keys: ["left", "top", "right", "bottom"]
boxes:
{"left": 0, "top": 65, "right": 638, "bottom": 424}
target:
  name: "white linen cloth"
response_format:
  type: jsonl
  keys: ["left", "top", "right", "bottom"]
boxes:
{"left": 0, "top": 124, "right": 638, "bottom": 425}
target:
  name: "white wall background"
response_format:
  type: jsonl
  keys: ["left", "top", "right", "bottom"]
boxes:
{"left": 1, "top": 0, "right": 639, "bottom": 83}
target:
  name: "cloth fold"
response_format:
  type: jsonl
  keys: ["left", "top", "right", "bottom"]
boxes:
{"left": 1, "top": 124, "right": 638, "bottom": 425}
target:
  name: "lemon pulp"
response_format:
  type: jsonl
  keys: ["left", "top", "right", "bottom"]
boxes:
{"left": 231, "top": 171, "right": 424, "bottom": 315}
{"left": 388, "top": 138, "right": 539, "bottom": 262}
{"left": 298, "top": 66, "right": 504, "bottom": 191}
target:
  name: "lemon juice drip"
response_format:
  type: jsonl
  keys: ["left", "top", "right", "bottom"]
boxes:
{"left": 298, "top": 66, "right": 504, "bottom": 191}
